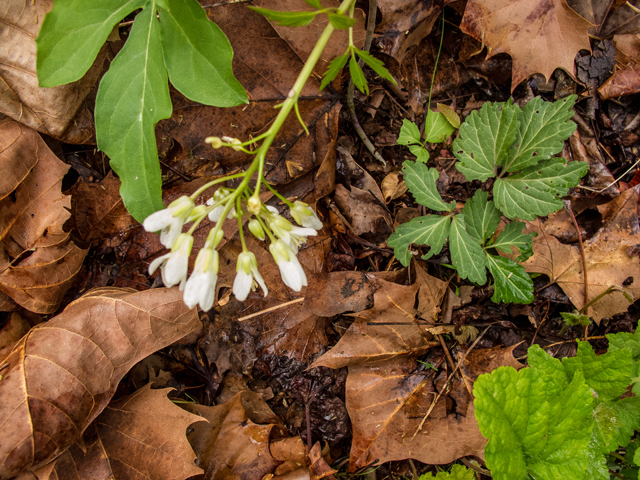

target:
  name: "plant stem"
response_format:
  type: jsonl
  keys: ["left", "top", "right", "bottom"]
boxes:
{"left": 426, "top": 10, "right": 445, "bottom": 113}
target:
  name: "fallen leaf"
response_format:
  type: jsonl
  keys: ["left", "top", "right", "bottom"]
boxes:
{"left": 0, "top": 287, "right": 200, "bottom": 478}
{"left": 0, "top": 0, "right": 104, "bottom": 142}
{"left": 334, "top": 184, "right": 392, "bottom": 235}
{"left": 460, "top": 0, "right": 592, "bottom": 89}
{"left": 49, "top": 385, "right": 203, "bottom": 480}
{"left": 0, "top": 312, "right": 33, "bottom": 362}
{"left": 0, "top": 120, "right": 87, "bottom": 313}
{"left": 186, "top": 391, "right": 280, "bottom": 480}
{"left": 308, "top": 442, "right": 337, "bottom": 480}
{"left": 598, "top": 61, "right": 640, "bottom": 99}
{"left": 271, "top": 437, "right": 308, "bottom": 476}
{"left": 381, "top": 171, "right": 408, "bottom": 203}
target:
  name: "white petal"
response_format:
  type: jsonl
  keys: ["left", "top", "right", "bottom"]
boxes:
{"left": 199, "top": 273, "right": 217, "bottom": 311}
{"left": 252, "top": 269, "right": 268, "bottom": 297}
{"left": 143, "top": 209, "right": 173, "bottom": 232}
{"left": 160, "top": 220, "right": 183, "bottom": 248}
{"left": 233, "top": 271, "right": 253, "bottom": 301}
{"left": 184, "top": 271, "right": 208, "bottom": 309}
{"left": 301, "top": 212, "right": 323, "bottom": 230}
{"left": 278, "top": 259, "right": 304, "bottom": 291}
{"left": 149, "top": 253, "right": 171, "bottom": 275}
{"left": 164, "top": 252, "right": 189, "bottom": 287}
{"left": 267, "top": 205, "right": 279, "bottom": 214}
{"left": 290, "top": 226, "right": 317, "bottom": 237}
{"left": 208, "top": 205, "right": 224, "bottom": 222}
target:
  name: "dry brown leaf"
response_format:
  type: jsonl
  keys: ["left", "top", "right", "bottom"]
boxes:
{"left": 0, "top": 287, "right": 200, "bottom": 478}
{"left": 0, "top": 312, "right": 33, "bottom": 362}
{"left": 381, "top": 172, "right": 408, "bottom": 204}
{"left": 0, "top": 120, "right": 87, "bottom": 313}
{"left": 186, "top": 391, "right": 280, "bottom": 480}
{"left": 0, "top": 1, "right": 103, "bottom": 143}
{"left": 460, "top": 0, "right": 592, "bottom": 89}
{"left": 598, "top": 61, "right": 640, "bottom": 99}
{"left": 49, "top": 385, "right": 203, "bottom": 480}
{"left": 271, "top": 437, "right": 308, "bottom": 476}
{"left": 333, "top": 184, "right": 392, "bottom": 236}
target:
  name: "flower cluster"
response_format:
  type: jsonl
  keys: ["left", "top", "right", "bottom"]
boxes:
{"left": 143, "top": 183, "right": 322, "bottom": 311}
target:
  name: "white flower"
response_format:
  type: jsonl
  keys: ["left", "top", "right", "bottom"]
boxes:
{"left": 143, "top": 196, "right": 194, "bottom": 249}
{"left": 269, "top": 240, "right": 307, "bottom": 292}
{"left": 290, "top": 201, "right": 323, "bottom": 230}
{"left": 206, "top": 191, "right": 235, "bottom": 222}
{"left": 183, "top": 248, "right": 218, "bottom": 311}
{"left": 148, "top": 233, "right": 193, "bottom": 289}
{"left": 286, "top": 225, "right": 318, "bottom": 253}
{"left": 233, "top": 251, "right": 268, "bottom": 301}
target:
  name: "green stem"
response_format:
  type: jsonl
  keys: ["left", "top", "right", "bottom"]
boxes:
{"left": 256, "top": 214, "right": 276, "bottom": 243}
{"left": 426, "top": 9, "right": 445, "bottom": 114}
{"left": 237, "top": 196, "right": 247, "bottom": 251}
{"left": 263, "top": 178, "right": 293, "bottom": 207}
{"left": 190, "top": 173, "right": 245, "bottom": 200}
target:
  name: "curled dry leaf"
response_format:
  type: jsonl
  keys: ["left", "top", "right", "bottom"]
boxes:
{"left": 0, "top": 0, "right": 103, "bottom": 143}
{"left": 381, "top": 171, "right": 408, "bottom": 203}
{"left": 0, "top": 287, "right": 200, "bottom": 478}
{"left": 49, "top": 385, "right": 203, "bottom": 480}
{"left": 0, "top": 120, "right": 87, "bottom": 313}
{"left": 598, "top": 62, "right": 640, "bottom": 99}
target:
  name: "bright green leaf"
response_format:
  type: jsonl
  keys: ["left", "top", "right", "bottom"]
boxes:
{"left": 160, "top": 0, "right": 247, "bottom": 107}
{"left": 304, "top": 0, "right": 322, "bottom": 8}
{"left": 490, "top": 221, "right": 535, "bottom": 261}
{"left": 402, "top": 161, "right": 455, "bottom": 212}
{"left": 328, "top": 12, "right": 357, "bottom": 29}
{"left": 354, "top": 49, "right": 396, "bottom": 84}
{"left": 418, "top": 465, "right": 475, "bottom": 480}
{"left": 450, "top": 215, "right": 486, "bottom": 284}
{"left": 247, "top": 7, "right": 318, "bottom": 27}
{"left": 462, "top": 190, "right": 500, "bottom": 243}
{"left": 560, "top": 312, "right": 591, "bottom": 326}
{"left": 36, "top": 0, "right": 147, "bottom": 87}
{"left": 398, "top": 119, "right": 422, "bottom": 145}
{"left": 349, "top": 53, "right": 368, "bottom": 94}
{"left": 453, "top": 101, "right": 520, "bottom": 181}
{"left": 407, "top": 144, "right": 429, "bottom": 163}
{"left": 387, "top": 215, "right": 451, "bottom": 266}
{"left": 424, "top": 111, "right": 455, "bottom": 144}
{"left": 485, "top": 254, "right": 533, "bottom": 304}
{"left": 437, "top": 103, "right": 461, "bottom": 129}
{"left": 95, "top": 4, "right": 171, "bottom": 221}
{"left": 502, "top": 95, "right": 578, "bottom": 173}
{"left": 320, "top": 51, "right": 349, "bottom": 90}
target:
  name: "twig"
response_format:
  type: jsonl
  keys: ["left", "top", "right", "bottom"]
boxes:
{"left": 346, "top": 0, "right": 387, "bottom": 166}
{"left": 564, "top": 200, "right": 588, "bottom": 338}
{"left": 237, "top": 297, "right": 304, "bottom": 321}
{"left": 577, "top": 156, "right": 640, "bottom": 193}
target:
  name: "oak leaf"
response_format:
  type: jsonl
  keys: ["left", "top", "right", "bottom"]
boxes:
{"left": 0, "top": 287, "right": 200, "bottom": 478}
{"left": 460, "top": 0, "right": 592, "bottom": 89}
{"left": 49, "top": 385, "right": 203, "bottom": 480}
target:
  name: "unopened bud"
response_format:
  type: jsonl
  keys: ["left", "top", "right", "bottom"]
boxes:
{"left": 186, "top": 205, "right": 207, "bottom": 223}
{"left": 205, "top": 136, "right": 223, "bottom": 149}
{"left": 207, "top": 228, "right": 225, "bottom": 249}
{"left": 231, "top": 138, "right": 242, "bottom": 151}
{"left": 247, "top": 196, "right": 262, "bottom": 215}
{"left": 248, "top": 219, "right": 266, "bottom": 241}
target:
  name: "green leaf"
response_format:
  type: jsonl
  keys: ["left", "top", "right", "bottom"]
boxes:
{"left": 160, "top": 0, "right": 247, "bottom": 107}
{"left": 437, "top": 103, "right": 461, "bottom": 129}
{"left": 320, "top": 51, "right": 349, "bottom": 90}
{"left": 247, "top": 7, "right": 318, "bottom": 27}
{"left": 493, "top": 158, "right": 589, "bottom": 220}
{"left": 96, "top": 4, "right": 171, "bottom": 221}
{"left": 402, "top": 161, "right": 455, "bottom": 212}
{"left": 424, "top": 111, "right": 456, "bottom": 144}
{"left": 450, "top": 215, "right": 487, "bottom": 285}
{"left": 474, "top": 347, "right": 594, "bottom": 480}
{"left": 502, "top": 95, "right": 578, "bottom": 173}
{"left": 560, "top": 312, "right": 591, "bottom": 326}
{"left": 419, "top": 465, "right": 475, "bottom": 480}
{"left": 349, "top": 53, "right": 368, "bottom": 95}
{"left": 490, "top": 221, "right": 535, "bottom": 261}
{"left": 354, "top": 49, "right": 396, "bottom": 84}
{"left": 462, "top": 190, "right": 500, "bottom": 243}
{"left": 304, "top": 0, "right": 322, "bottom": 8}
{"left": 328, "top": 12, "right": 357, "bottom": 29}
{"left": 453, "top": 101, "right": 520, "bottom": 181}
{"left": 37, "top": 0, "right": 148, "bottom": 87}
{"left": 485, "top": 254, "right": 533, "bottom": 304}
{"left": 398, "top": 119, "right": 422, "bottom": 145}
{"left": 387, "top": 215, "right": 451, "bottom": 266}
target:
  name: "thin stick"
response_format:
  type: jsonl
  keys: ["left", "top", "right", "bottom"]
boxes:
{"left": 576, "top": 157, "right": 640, "bottom": 193}
{"left": 564, "top": 200, "right": 589, "bottom": 334}
{"left": 237, "top": 297, "right": 304, "bottom": 321}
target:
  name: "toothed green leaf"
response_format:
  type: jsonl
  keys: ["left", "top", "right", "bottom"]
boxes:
{"left": 398, "top": 120, "right": 422, "bottom": 145}
{"left": 355, "top": 49, "right": 396, "bottom": 83}
{"left": 424, "top": 111, "right": 455, "bottom": 144}
{"left": 328, "top": 12, "right": 357, "bottom": 29}
{"left": 320, "top": 51, "right": 349, "bottom": 90}
{"left": 407, "top": 144, "right": 429, "bottom": 163}
{"left": 608, "top": 329, "right": 640, "bottom": 396}
{"left": 418, "top": 465, "right": 475, "bottom": 480}
{"left": 502, "top": 95, "right": 578, "bottom": 173}
{"left": 462, "top": 190, "right": 500, "bottom": 243}
{"left": 485, "top": 254, "right": 533, "bottom": 304}
{"left": 561, "top": 312, "right": 591, "bottom": 326}
{"left": 449, "top": 215, "right": 486, "bottom": 284}
{"left": 402, "top": 161, "right": 455, "bottom": 212}
{"left": 349, "top": 53, "right": 368, "bottom": 95}
{"left": 248, "top": 7, "right": 318, "bottom": 27}
{"left": 490, "top": 221, "right": 535, "bottom": 261}
{"left": 387, "top": 215, "right": 451, "bottom": 266}
{"left": 453, "top": 101, "right": 520, "bottom": 181}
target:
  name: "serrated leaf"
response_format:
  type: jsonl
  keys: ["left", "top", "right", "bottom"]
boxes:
{"left": 493, "top": 159, "right": 589, "bottom": 220}
{"left": 490, "top": 221, "right": 535, "bottom": 261}
{"left": 36, "top": 0, "right": 147, "bottom": 87}
{"left": 474, "top": 348, "right": 594, "bottom": 480}
{"left": 398, "top": 119, "right": 422, "bottom": 145}
{"left": 560, "top": 312, "right": 591, "bottom": 326}
{"left": 247, "top": 7, "right": 318, "bottom": 27}
{"left": 408, "top": 144, "right": 429, "bottom": 163}
{"left": 402, "top": 161, "right": 455, "bottom": 212}
{"left": 355, "top": 49, "right": 396, "bottom": 84}
{"left": 462, "top": 190, "right": 500, "bottom": 243}
{"left": 485, "top": 254, "right": 533, "bottom": 304}
{"left": 349, "top": 53, "right": 368, "bottom": 95}
{"left": 95, "top": 4, "right": 171, "bottom": 221}
{"left": 502, "top": 95, "right": 578, "bottom": 173}
{"left": 453, "top": 101, "right": 520, "bottom": 181}
{"left": 437, "top": 103, "right": 460, "bottom": 129}
{"left": 419, "top": 465, "right": 475, "bottom": 480}
{"left": 320, "top": 51, "right": 349, "bottom": 90}
{"left": 328, "top": 12, "right": 357, "bottom": 29}
{"left": 304, "top": 0, "right": 322, "bottom": 8}
{"left": 387, "top": 215, "right": 451, "bottom": 266}
{"left": 160, "top": 0, "right": 247, "bottom": 107}
{"left": 424, "top": 111, "right": 456, "bottom": 144}
{"left": 450, "top": 215, "right": 486, "bottom": 284}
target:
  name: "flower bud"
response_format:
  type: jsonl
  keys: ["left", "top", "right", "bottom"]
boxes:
{"left": 247, "top": 196, "right": 262, "bottom": 215}
{"left": 248, "top": 219, "right": 266, "bottom": 241}
{"left": 186, "top": 205, "right": 207, "bottom": 223}
{"left": 205, "top": 136, "right": 223, "bottom": 149}
{"left": 231, "top": 138, "right": 243, "bottom": 151}
{"left": 206, "top": 228, "right": 225, "bottom": 249}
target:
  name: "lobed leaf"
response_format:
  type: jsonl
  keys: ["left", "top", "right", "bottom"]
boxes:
{"left": 449, "top": 215, "right": 486, "bottom": 285}
{"left": 490, "top": 221, "right": 535, "bottom": 261}
{"left": 485, "top": 254, "right": 533, "bottom": 304}
{"left": 95, "top": 5, "right": 171, "bottom": 221}
{"left": 355, "top": 49, "right": 396, "bottom": 84}
{"left": 320, "top": 51, "right": 349, "bottom": 90}
{"left": 398, "top": 119, "right": 421, "bottom": 145}
{"left": 502, "top": 95, "right": 577, "bottom": 173}
{"left": 462, "top": 190, "right": 500, "bottom": 243}
{"left": 402, "top": 161, "right": 455, "bottom": 212}
{"left": 424, "top": 111, "right": 456, "bottom": 143}
{"left": 419, "top": 465, "right": 475, "bottom": 480}
{"left": 453, "top": 101, "right": 520, "bottom": 181}
{"left": 387, "top": 215, "right": 451, "bottom": 266}
{"left": 247, "top": 7, "right": 318, "bottom": 27}
{"left": 328, "top": 12, "right": 357, "bottom": 29}
{"left": 349, "top": 53, "right": 368, "bottom": 94}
